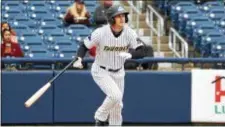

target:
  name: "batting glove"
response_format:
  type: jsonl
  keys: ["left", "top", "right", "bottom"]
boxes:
{"left": 119, "top": 52, "right": 132, "bottom": 59}
{"left": 73, "top": 57, "right": 83, "bottom": 69}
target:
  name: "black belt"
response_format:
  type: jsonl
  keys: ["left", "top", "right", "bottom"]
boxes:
{"left": 100, "top": 66, "right": 121, "bottom": 72}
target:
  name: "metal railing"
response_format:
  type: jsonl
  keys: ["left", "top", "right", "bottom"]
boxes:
{"left": 126, "top": 0, "right": 142, "bottom": 35}
{"left": 2, "top": 57, "right": 225, "bottom": 71}
{"left": 146, "top": 4, "right": 165, "bottom": 56}
{"left": 168, "top": 27, "right": 189, "bottom": 58}
{"left": 2, "top": 57, "right": 225, "bottom": 64}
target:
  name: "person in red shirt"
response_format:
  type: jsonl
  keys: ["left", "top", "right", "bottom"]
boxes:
{"left": 1, "top": 29, "right": 24, "bottom": 57}
{"left": 1, "top": 22, "right": 18, "bottom": 43}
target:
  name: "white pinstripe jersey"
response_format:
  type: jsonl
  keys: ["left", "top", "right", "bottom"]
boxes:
{"left": 84, "top": 24, "right": 142, "bottom": 69}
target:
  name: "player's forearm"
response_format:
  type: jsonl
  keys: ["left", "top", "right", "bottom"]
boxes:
{"left": 129, "top": 46, "right": 146, "bottom": 59}
{"left": 76, "top": 42, "right": 88, "bottom": 59}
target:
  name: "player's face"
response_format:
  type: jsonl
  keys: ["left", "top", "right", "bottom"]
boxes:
{"left": 114, "top": 14, "right": 125, "bottom": 27}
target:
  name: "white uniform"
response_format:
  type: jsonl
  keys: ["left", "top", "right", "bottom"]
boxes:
{"left": 84, "top": 24, "right": 142, "bottom": 125}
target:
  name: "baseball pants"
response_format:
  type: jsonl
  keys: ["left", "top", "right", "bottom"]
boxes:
{"left": 91, "top": 62, "right": 125, "bottom": 125}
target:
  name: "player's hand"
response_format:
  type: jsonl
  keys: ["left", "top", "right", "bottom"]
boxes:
{"left": 119, "top": 52, "right": 132, "bottom": 59}
{"left": 73, "top": 57, "right": 83, "bottom": 69}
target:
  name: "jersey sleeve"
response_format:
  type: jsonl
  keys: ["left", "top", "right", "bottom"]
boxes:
{"left": 129, "top": 29, "right": 143, "bottom": 49}
{"left": 83, "top": 28, "right": 101, "bottom": 49}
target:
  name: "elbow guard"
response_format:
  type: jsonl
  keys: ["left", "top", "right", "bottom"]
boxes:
{"left": 77, "top": 42, "right": 88, "bottom": 58}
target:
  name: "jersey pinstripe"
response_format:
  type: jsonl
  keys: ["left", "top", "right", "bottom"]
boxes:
{"left": 84, "top": 24, "right": 142, "bottom": 69}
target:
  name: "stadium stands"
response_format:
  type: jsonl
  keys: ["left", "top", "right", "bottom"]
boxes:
{"left": 2, "top": 0, "right": 98, "bottom": 60}
{"left": 155, "top": 0, "right": 225, "bottom": 58}
{"left": 1, "top": 0, "right": 224, "bottom": 71}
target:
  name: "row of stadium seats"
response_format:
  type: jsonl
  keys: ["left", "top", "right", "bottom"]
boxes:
{"left": 155, "top": 0, "right": 225, "bottom": 58}
{"left": 2, "top": 0, "right": 96, "bottom": 59}
{"left": 14, "top": 24, "right": 92, "bottom": 58}
{"left": 2, "top": 0, "right": 98, "bottom": 22}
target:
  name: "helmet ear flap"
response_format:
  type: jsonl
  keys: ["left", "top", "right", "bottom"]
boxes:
{"left": 111, "top": 18, "right": 115, "bottom": 24}
{"left": 125, "top": 14, "right": 128, "bottom": 23}
{"left": 107, "top": 17, "right": 114, "bottom": 25}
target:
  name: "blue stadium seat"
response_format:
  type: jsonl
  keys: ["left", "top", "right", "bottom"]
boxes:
{"left": 50, "top": 2, "right": 69, "bottom": 19}
{"left": 192, "top": 23, "right": 219, "bottom": 49}
{"left": 85, "top": 0, "right": 97, "bottom": 5}
{"left": 177, "top": 8, "right": 202, "bottom": 31}
{"left": 23, "top": 48, "right": 54, "bottom": 69}
{"left": 22, "top": 42, "right": 46, "bottom": 53}
{"left": 52, "top": 41, "right": 78, "bottom": 53}
{"left": 13, "top": 16, "right": 38, "bottom": 30}
{"left": 57, "top": 48, "right": 77, "bottom": 58}
{"left": 48, "top": 39, "right": 78, "bottom": 56}
{"left": 200, "top": 32, "right": 225, "bottom": 56}
{"left": 211, "top": 39, "right": 225, "bottom": 57}
{"left": 18, "top": 33, "right": 43, "bottom": 46}
{"left": 40, "top": 17, "right": 63, "bottom": 28}
{"left": 28, "top": 10, "right": 54, "bottom": 21}
{"left": 4, "top": 1, "right": 26, "bottom": 12}
{"left": 52, "top": 4, "right": 68, "bottom": 13}
{"left": 54, "top": 1, "right": 72, "bottom": 6}
{"left": 51, "top": 1, "right": 71, "bottom": 13}
{"left": 26, "top": 4, "right": 49, "bottom": 13}
{"left": 217, "top": 16, "right": 225, "bottom": 29}
{"left": 171, "top": 6, "right": 199, "bottom": 28}
{"left": 17, "top": 30, "right": 36, "bottom": 37}
{"left": 170, "top": 1, "right": 196, "bottom": 15}
{"left": 46, "top": 32, "right": 72, "bottom": 44}
{"left": 4, "top": 1, "right": 20, "bottom": 7}
{"left": 206, "top": 8, "right": 225, "bottom": 24}
{"left": 11, "top": 23, "right": 30, "bottom": 33}
{"left": 85, "top": 1, "right": 96, "bottom": 8}
{"left": 66, "top": 25, "right": 91, "bottom": 40}
{"left": 170, "top": 1, "right": 196, "bottom": 23}
{"left": 2, "top": 9, "right": 22, "bottom": 21}
{"left": 26, "top": 1, "right": 46, "bottom": 7}
{"left": 38, "top": 25, "right": 63, "bottom": 36}
{"left": 27, "top": 49, "right": 53, "bottom": 58}
{"left": 199, "top": 1, "right": 224, "bottom": 13}
{"left": 185, "top": 16, "right": 212, "bottom": 40}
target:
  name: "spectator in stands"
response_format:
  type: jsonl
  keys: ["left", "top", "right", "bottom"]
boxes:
{"left": 63, "top": 0, "right": 90, "bottom": 25}
{"left": 1, "top": 29, "right": 23, "bottom": 57}
{"left": 93, "top": 0, "right": 113, "bottom": 27}
{"left": 1, "top": 29, "right": 24, "bottom": 71}
{"left": 1, "top": 22, "right": 18, "bottom": 43}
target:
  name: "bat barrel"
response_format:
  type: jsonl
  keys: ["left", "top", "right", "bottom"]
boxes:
{"left": 25, "top": 82, "right": 51, "bottom": 108}
{"left": 24, "top": 58, "right": 77, "bottom": 108}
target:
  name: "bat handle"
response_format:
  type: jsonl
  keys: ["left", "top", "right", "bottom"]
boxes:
{"left": 49, "top": 58, "right": 77, "bottom": 83}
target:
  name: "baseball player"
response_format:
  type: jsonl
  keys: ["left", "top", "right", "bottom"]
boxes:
{"left": 73, "top": 5, "right": 145, "bottom": 126}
